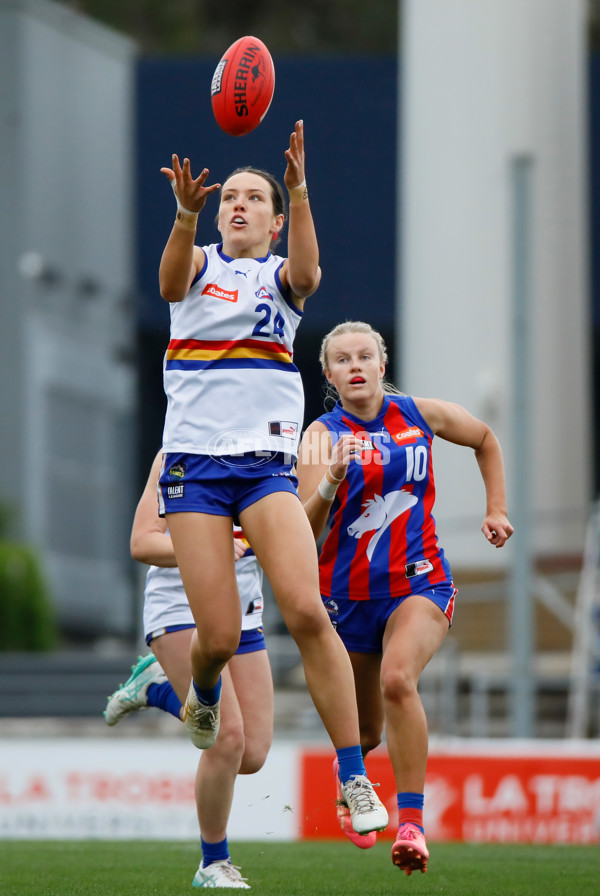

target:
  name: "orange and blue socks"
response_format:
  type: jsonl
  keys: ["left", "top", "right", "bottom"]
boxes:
{"left": 397, "top": 791, "right": 424, "bottom": 832}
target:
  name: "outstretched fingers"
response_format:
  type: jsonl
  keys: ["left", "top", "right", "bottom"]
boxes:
{"left": 284, "top": 120, "right": 306, "bottom": 189}
{"left": 161, "top": 154, "right": 221, "bottom": 212}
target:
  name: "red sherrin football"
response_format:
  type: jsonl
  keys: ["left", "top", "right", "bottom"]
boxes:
{"left": 211, "top": 36, "right": 275, "bottom": 137}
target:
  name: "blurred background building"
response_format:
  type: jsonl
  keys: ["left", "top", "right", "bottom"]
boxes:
{"left": 0, "top": 0, "right": 138, "bottom": 643}
{"left": 0, "top": 0, "right": 598, "bottom": 739}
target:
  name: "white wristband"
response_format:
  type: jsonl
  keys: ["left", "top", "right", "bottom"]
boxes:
{"left": 170, "top": 179, "right": 197, "bottom": 216}
{"left": 318, "top": 475, "right": 340, "bottom": 502}
{"left": 290, "top": 179, "right": 306, "bottom": 190}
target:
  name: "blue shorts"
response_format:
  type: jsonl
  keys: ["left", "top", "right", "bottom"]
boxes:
{"left": 158, "top": 452, "right": 299, "bottom": 521}
{"left": 322, "top": 583, "right": 456, "bottom": 654}
{"left": 146, "top": 623, "right": 266, "bottom": 655}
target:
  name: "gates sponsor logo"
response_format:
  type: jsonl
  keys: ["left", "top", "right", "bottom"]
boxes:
{"left": 201, "top": 283, "right": 238, "bottom": 303}
{"left": 391, "top": 427, "right": 423, "bottom": 445}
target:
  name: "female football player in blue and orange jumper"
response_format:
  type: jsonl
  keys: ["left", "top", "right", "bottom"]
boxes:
{"left": 297, "top": 320, "right": 513, "bottom": 875}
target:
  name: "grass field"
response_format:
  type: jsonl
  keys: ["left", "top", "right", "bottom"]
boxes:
{"left": 0, "top": 840, "right": 599, "bottom": 896}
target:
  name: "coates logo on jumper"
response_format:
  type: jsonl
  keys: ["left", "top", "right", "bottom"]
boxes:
{"left": 255, "top": 286, "right": 274, "bottom": 301}
{"left": 392, "top": 427, "right": 424, "bottom": 445}
{"left": 202, "top": 283, "right": 238, "bottom": 303}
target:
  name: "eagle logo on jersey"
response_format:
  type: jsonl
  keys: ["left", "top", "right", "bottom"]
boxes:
{"left": 347, "top": 489, "right": 418, "bottom": 561}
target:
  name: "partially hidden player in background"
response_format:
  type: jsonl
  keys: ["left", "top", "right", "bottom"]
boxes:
{"left": 104, "top": 449, "right": 271, "bottom": 889}
{"left": 156, "top": 121, "right": 387, "bottom": 835}
{"left": 296, "top": 321, "right": 514, "bottom": 874}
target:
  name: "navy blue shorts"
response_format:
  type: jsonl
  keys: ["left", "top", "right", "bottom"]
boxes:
{"left": 158, "top": 451, "right": 299, "bottom": 521}
{"left": 146, "top": 623, "right": 266, "bottom": 654}
{"left": 322, "top": 583, "right": 456, "bottom": 654}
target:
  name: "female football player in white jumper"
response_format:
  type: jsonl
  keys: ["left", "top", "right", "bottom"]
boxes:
{"left": 104, "top": 449, "right": 270, "bottom": 888}
{"left": 156, "top": 121, "right": 387, "bottom": 837}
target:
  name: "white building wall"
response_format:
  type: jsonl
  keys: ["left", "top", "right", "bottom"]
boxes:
{"left": 0, "top": 0, "right": 137, "bottom": 635}
{"left": 399, "top": 0, "right": 590, "bottom": 567}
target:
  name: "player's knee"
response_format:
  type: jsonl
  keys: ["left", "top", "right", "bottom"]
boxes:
{"left": 238, "top": 741, "right": 269, "bottom": 775}
{"left": 215, "top": 717, "right": 245, "bottom": 765}
{"left": 200, "top": 632, "right": 240, "bottom": 667}
{"left": 281, "top": 600, "right": 325, "bottom": 642}
{"left": 381, "top": 666, "right": 415, "bottom": 705}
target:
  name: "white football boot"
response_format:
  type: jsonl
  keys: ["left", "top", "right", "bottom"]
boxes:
{"left": 182, "top": 679, "right": 221, "bottom": 749}
{"left": 103, "top": 654, "right": 167, "bottom": 726}
{"left": 340, "top": 774, "right": 389, "bottom": 835}
{"left": 192, "top": 860, "right": 250, "bottom": 889}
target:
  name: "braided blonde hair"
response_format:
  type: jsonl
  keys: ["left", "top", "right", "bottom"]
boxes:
{"left": 319, "top": 321, "right": 402, "bottom": 408}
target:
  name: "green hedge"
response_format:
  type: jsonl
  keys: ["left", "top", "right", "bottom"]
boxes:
{"left": 0, "top": 542, "right": 58, "bottom": 651}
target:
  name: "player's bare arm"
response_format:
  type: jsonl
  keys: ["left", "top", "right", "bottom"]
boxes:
{"left": 279, "top": 121, "right": 321, "bottom": 306}
{"left": 130, "top": 451, "right": 178, "bottom": 567}
{"left": 415, "top": 397, "right": 514, "bottom": 548}
{"left": 159, "top": 155, "right": 220, "bottom": 303}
